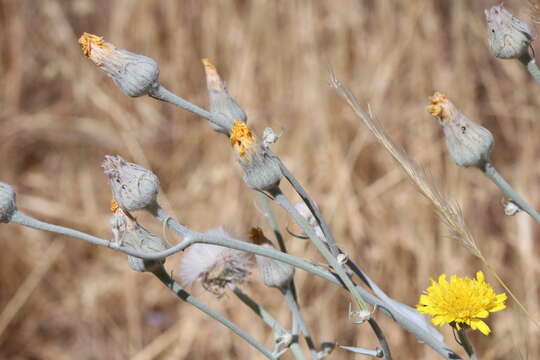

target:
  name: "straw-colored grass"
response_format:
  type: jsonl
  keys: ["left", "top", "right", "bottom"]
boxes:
{"left": 0, "top": 1, "right": 538, "bottom": 358}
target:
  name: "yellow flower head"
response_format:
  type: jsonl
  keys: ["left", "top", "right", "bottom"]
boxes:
{"left": 426, "top": 92, "right": 460, "bottom": 123}
{"left": 78, "top": 32, "right": 108, "bottom": 58}
{"left": 230, "top": 120, "right": 256, "bottom": 158}
{"left": 417, "top": 271, "right": 507, "bottom": 335}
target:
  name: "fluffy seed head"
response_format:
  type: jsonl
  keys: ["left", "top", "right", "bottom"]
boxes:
{"left": 428, "top": 92, "right": 493, "bottom": 168}
{"left": 178, "top": 227, "right": 253, "bottom": 297}
{"left": 102, "top": 155, "right": 159, "bottom": 211}
{"left": 79, "top": 32, "right": 160, "bottom": 97}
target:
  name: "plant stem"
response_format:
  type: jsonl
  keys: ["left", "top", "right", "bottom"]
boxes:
{"left": 519, "top": 53, "right": 540, "bottom": 85}
{"left": 269, "top": 187, "right": 368, "bottom": 312}
{"left": 10, "top": 210, "right": 112, "bottom": 248}
{"left": 367, "top": 318, "right": 392, "bottom": 360}
{"left": 8, "top": 205, "right": 461, "bottom": 358}
{"left": 276, "top": 156, "right": 340, "bottom": 256}
{"left": 456, "top": 329, "right": 478, "bottom": 360}
{"left": 231, "top": 285, "right": 287, "bottom": 336}
{"left": 149, "top": 85, "right": 230, "bottom": 133}
{"left": 151, "top": 265, "right": 275, "bottom": 359}
{"left": 482, "top": 162, "right": 540, "bottom": 224}
{"left": 283, "top": 287, "right": 318, "bottom": 360}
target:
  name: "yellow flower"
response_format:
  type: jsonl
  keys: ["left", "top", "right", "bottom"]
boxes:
{"left": 416, "top": 271, "right": 507, "bottom": 335}
{"left": 230, "top": 120, "right": 256, "bottom": 158}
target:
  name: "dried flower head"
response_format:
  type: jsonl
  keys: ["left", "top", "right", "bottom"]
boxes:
{"left": 230, "top": 121, "right": 282, "bottom": 190}
{"left": 485, "top": 5, "right": 533, "bottom": 60}
{"left": 0, "top": 182, "right": 16, "bottom": 223}
{"left": 250, "top": 227, "right": 295, "bottom": 291}
{"left": 178, "top": 227, "right": 253, "bottom": 297}
{"left": 78, "top": 32, "right": 160, "bottom": 97}
{"left": 427, "top": 92, "right": 494, "bottom": 168}
{"left": 202, "top": 58, "right": 246, "bottom": 134}
{"left": 102, "top": 155, "right": 159, "bottom": 211}
{"left": 417, "top": 272, "right": 507, "bottom": 335}
{"left": 110, "top": 203, "right": 166, "bottom": 272}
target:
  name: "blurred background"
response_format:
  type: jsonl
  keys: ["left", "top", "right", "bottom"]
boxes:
{"left": 1, "top": 0, "right": 539, "bottom": 358}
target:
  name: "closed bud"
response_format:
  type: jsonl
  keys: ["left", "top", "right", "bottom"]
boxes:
{"left": 0, "top": 182, "right": 16, "bottom": 223}
{"left": 102, "top": 155, "right": 159, "bottom": 211}
{"left": 230, "top": 121, "right": 282, "bottom": 191}
{"left": 79, "top": 32, "right": 160, "bottom": 97}
{"left": 110, "top": 203, "right": 166, "bottom": 272}
{"left": 202, "top": 59, "right": 246, "bottom": 134}
{"left": 485, "top": 5, "right": 533, "bottom": 60}
{"left": 427, "top": 92, "right": 493, "bottom": 169}
{"left": 250, "top": 227, "right": 295, "bottom": 291}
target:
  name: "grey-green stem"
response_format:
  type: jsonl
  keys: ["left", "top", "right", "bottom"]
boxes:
{"left": 519, "top": 53, "right": 540, "bottom": 85}
{"left": 269, "top": 188, "right": 369, "bottom": 312}
{"left": 456, "top": 329, "right": 478, "bottom": 360}
{"left": 276, "top": 156, "right": 340, "bottom": 256}
{"left": 231, "top": 285, "right": 287, "bottom": 337}
{"left": 483, "top": 162, "right": 540, "bottom": 224}
{"left": 283, "top": 287, "right": 318, "bottom": 360}
{"left": 151, "top": 265, "right": 275, "bottom": 359}
{"left": 8, "top": 205, "right": 461, "bottom": 358}
{"left": 149, "top": 85, "right": 231, "bottom": 134}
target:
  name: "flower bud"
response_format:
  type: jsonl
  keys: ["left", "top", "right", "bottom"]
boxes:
{"left": 102, "top": 155, "right": 159, "bottom": 211}
{"left": 0, "top": 182, "right": 16, "bottom": 223}
{"left": 250, "top": 227, "right": 294, "bottom": 291}
{"left": 79, "top": 32, "right": 160, "bottom": 97}
{"left": 427, "top": 92, "right": 493, "bottom": 169}
{"left": 485, "top": 5, "right": 533, "bottom": 60}
{"left": 110, "top": 202, "right": 166, "bottom": 272}
{"left": 230, "top": 121, "right": 282, "bottom": 191}
{"left": 202, "top": 59, "right": 246, "bottom": 134}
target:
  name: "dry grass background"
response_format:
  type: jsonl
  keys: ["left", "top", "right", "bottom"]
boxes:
{"left": 0, "top": 0, "right": 539, "bottom": 359}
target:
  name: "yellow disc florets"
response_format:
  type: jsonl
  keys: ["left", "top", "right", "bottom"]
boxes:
{"left": 110, "top": 199, "right": 119, "bottom": 213}
{"left": 426, "top": 92, "right": 447, "bottom": 118}
{"left": 78, "top": 32, "right": 107, "bottom": 58}
{"left": 230, "top": 120, "right": 256, "bottom": 157}
{"left": 416, "top": 271, "right": 507, "bottom": 335}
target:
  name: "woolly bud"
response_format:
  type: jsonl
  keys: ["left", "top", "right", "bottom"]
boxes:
{"left": 202, "top": 59, "right": 246, "bottom": 134}
{"left": 250, "top": 227, "right": 294, "bottom": 291}
{"left": 110, "top": 203, "right": 166, "bottom": 272}
{"left": 485, "top": 5, "right": 533, "bottom": 60}
{"left": 427, "top": 92, "right": 493, "bottom": 169}
{"left": 102, "top": 155, "right": 159, "bottom": 211}
{"left": 229, "top": 121, "right": 282, "bottom": 191}
{"left": 79, "top": 32, "right": 160, "bottom": 97}
{"left": 0, "top": 182, "right": 16, "bottom": 223}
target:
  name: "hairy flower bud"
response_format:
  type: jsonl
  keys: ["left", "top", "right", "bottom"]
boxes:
{"left": 110, "top": 202, "right": 166, "bottom": 272}
{"left": 0, "top": 182, "right": 16, "bottom": 223}
{"left": 79, "top": 32, "right": 160, "bottom": 97}
{"left": 250, "top": 227, "right": 294, "bottom": 291}
{"left": 202, "top": 59, "right": 246, "bottom": 134}
{"left": 229, "top": 121, "right": 282, "bottom": 190}
{"left": 427, "top": 93, "right": 493, "bottom": 168}
{"left": 485, "top": 5, "right": 533, "bottom": 60}
{"left": 102, "top": 155, "right": 159, "bottom": 211}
